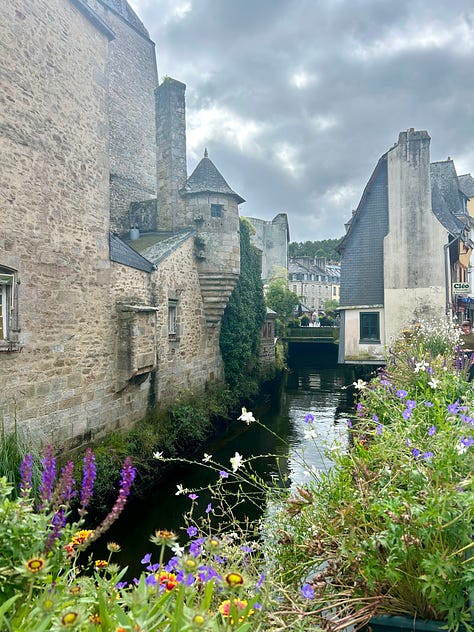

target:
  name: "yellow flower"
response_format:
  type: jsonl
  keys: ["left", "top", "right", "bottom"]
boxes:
{"left": 61, "top": 611, "right": 79, "bottom": 626}
{"left": 107, "top": 542, "right": 121, "bottom": 553}
{"left": 225, "top": 571, "right": 244, "bottom": 587}
{"left": 94, "top": 559, "right": 108, "bottom": 569}
{"left": 26, "top": 557, "right": 45, "bottom": 573}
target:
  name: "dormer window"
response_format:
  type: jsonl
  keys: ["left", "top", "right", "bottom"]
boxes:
{"left": 211, "top": 204, "right": 223, "bottom": 218}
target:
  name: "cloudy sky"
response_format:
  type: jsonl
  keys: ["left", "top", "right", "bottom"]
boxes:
{"left": 129, "top": 0, "right": 473, "bottom": 242}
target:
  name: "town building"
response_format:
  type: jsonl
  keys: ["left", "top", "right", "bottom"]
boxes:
{"left": 0, "top": 0, "right": 245, "bottom": 448}
{"left": 288, "top": 257, "right": 340, "bottom": 313}
{"left": 338, "top": 129, "right": 473, "bottom": 364}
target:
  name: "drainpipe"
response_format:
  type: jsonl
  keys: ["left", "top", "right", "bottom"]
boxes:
{"left": 444, "top": 234, "right": 459, "bottom": 320}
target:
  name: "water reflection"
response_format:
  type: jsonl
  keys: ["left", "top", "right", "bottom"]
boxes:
{"left": 93, "top": 353, "right": 357, "bottom": 578}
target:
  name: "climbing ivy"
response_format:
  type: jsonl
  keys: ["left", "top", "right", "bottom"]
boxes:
{"left": 220, "top": 218, "right": 266, "bottom": 389}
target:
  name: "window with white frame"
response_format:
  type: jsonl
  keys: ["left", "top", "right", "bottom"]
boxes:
{"left": 0, "top": 272, "right": 15, "bottom": 341}
{"left": 168, "top": 300, "right": 178, "bottom": 336}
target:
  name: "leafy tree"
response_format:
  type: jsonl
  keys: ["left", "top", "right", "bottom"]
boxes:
{"left": 288, "top": 238, "right": 343, "bottom": 261}
{"left": 220, "top": 219, "right": 266, "bottom": 388}
{"left": 265, "top": 273, "right": 300, "bottom": 334}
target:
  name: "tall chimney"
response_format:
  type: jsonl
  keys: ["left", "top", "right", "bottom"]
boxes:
{"left": 155, "top": 78, "right": 187, "bottom": 230}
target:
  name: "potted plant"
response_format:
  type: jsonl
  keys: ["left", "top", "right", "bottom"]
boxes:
{"left": 270, "top": 319, "right": 474, "bottom": 631}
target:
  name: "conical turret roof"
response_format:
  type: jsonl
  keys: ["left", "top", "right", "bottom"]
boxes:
{"left": 181, "top": 149, "right": 245, "bottom": 204}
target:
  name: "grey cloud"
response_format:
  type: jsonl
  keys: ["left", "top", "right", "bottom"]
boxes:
{"left": 134, "top": 0, "right": 474, "bottom": 241}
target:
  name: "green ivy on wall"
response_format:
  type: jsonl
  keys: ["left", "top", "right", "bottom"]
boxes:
{"left": 220, "top": 218, "right": 266, "bottom": 389}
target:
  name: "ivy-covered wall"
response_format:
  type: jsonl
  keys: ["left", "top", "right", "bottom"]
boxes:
{"left": 220, "top": 219, "right": 267, "bottom": 389}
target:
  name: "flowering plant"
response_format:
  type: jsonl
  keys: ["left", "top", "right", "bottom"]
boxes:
{"left": 269, "top": 322, "right": 474, "bottom": 630}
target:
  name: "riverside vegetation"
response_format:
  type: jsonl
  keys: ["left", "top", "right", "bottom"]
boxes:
{"left": 1, "top": 318, "right": 473, "bottom": 630}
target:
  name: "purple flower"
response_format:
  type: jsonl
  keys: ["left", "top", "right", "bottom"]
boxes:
{"left": 396, "top": 389, "right": 408, "bottom": 399}
{"left": 424, "top": 401, "right": 434, "bottom": 407}
{"left": 79, "top": 448, "right": 96, "bottom": 514}
{"left": 190, "top": 540, "right": 203, "bottom": 557}
{"left": 116, "top": 581, "right": 128, "bottom": 589}
{"left": 205, "top": 503, "right": 212, "bottom": 514}
{"left": 375, "top": 425, "right": 383, "bottom": 435}
{"left": 241, "top": 545, "right": 253, "bottom": 554}
{"left": 187, "top": 526, "right": 198, "bottom": 537}
{"left": 19, "top": 453, "right": 33, "bottom": 498}
{"left": 461, "top": 436, "right": 474, "bottom": 448}
{"left": 145, "top": 574, "right": 158, "bottom": 586}
{"left": 448, "top": 400, "right": 461, "bottom": 414}
{"left": 406, "top": 400, "right": 417, "bottom": 410}
{"left": 256, "top": 572, "right": 266, "bottom": 590}
{"left": 405, "top": 438, "right": 411, "bottom": 446}
{"left": 219, "top": 471, "right": 229, "bottom": 479}
{"left": 347, "top": 419, "right": 353, "bottom": 428}
{"left": 411, "top": 448, "right": 421, "bottom": 458}
{"left": 164, "top": 556, "right": 178, "bottom": 572}
{"left": 402, "top": 409, "right": 412, "bottom": 419}
{"left": 94, "top": 457, "right": 136, "bottom": 540}
{"left": 305, "top": 413, "right": 314, "bottom": 424}
{"left": 301, "top": 583, "right": 315, "bottom": 599}
{"left": 372, "top": 413, "right": 379, "bottom": 422}
{"left": 356, "top": 403, "right": 364, "bottom": 417}
{"left": 188, "top": 493, "right": 199, "bottom": 500}
{"left": 141, "top": 553, "right": 152, "bottom": 565}
{"left": 380, "top": 379, "right": 391, "bottom": 387}
{"left": 421, "top": 452, "right": 434, "bottom": 460}
{"left": 39, "top": 445, "right": 56, "bottom": 508}
{"left": 44, "top": 508, "right": 67, "bottom": 553}
{"left": 460, "top": 414, "right": 474, "bottom": 425}
{"left": 56, "top": 461, "right": 76, "bottom": 504}
{"left": 197, "top": 565, "right": 221, "bottom": 583}
{"left": 428, "top": 425, "right": 437, "bottom": 436}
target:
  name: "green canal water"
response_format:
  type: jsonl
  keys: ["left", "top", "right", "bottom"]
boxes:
{"left": 92, "top": 350, "right": 363, "bottom": 578}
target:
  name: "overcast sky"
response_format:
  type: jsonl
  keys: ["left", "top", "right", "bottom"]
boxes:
{"left": 129, "top": 0, "right": 474, "bottom": 242}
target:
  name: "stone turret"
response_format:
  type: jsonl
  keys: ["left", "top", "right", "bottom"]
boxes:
{"left": 181, "top": 149, "right": 244, "bottom": 326}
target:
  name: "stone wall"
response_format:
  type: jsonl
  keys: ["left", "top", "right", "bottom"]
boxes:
{"left": 85, "top": 0, "right": 159, "bottom": 234}
{"left": 246, "top": 213, "right": 289, "bottom": 282}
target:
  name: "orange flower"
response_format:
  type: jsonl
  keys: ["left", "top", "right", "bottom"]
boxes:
{"left": 218, "top": 598, "right": 254, "bottom": 624}
{"left": 225, "top": 571, "right": 244, "bottom": 587}
{"left": 89, "top": 614, "right": 101, "bottom": 625}
{"left": 94, "top": 559, "right": 108, "bottom": 569}
{"left": 158, "top": 571, "right": 178, "bottom": 591}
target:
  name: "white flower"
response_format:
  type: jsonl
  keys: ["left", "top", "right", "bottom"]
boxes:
{"left": 428, "top": 378, "right": 440, "bottom": 389}
{"left": 303, "top": 428, "right": 318, "bottom": 440}
{"left": 352, "top": 379, "right": 367, "bottom": 390}
{"left": 414, "top": 361, "right": 429, "bottom": 373}
{"left": 237, "top": 407, "right": 256, "bottom": 424}
{"left": 230, "top": 451, "right": 244, "bottom": 472}
{"left": 175, "top": 484, "right": 188, "bottom": 495}
{"left": 153, "top": 451, "right": 164, "bottom": 460}
{"left": 456, "top": 443, "right": 467, "bottom": 455}
{"left": 202, "top": 453, "right": 212, "bottom": 462}
{"left": 171, "top": 542, "right": 185, "bottom": 557}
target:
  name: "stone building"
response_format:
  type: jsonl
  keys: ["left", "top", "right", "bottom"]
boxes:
{"left": 338, "top": 129, "right": 473, "bottom": 364}
{"left": 0, "top": 0, "right": 244, "bottom": 448}
{"left": 246, "top": 213, "right": 289, "bottom": 283}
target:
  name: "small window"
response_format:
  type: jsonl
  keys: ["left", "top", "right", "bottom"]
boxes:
{"left": 360, "top": 312, "right": 380, "bottom": 343}
{"left": 168, "top": 301, "right": 178, "bottom": 336}
{"left": 0, "top": 271, "right": 15, "bottom": 342}
{"left": 210, "top": 204, "right": 223, "bottom": 218}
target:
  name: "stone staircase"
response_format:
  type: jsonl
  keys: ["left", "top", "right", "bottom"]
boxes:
{"left": 198, "top": 273, "right": 239, "bottom": 327}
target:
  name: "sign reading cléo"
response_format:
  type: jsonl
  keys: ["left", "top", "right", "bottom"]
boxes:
{"left": 453, "top": 282, "right": 471, "bottom": 294}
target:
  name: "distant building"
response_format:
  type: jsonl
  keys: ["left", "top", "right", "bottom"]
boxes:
{"left": 288, "top": 257, "right": 340, "bottom": 312}
{"left": 338, "top": 129, "right": 473, "bottom": 365}
{"left": 245, "top": 214, "right": 290, "bottom": 282}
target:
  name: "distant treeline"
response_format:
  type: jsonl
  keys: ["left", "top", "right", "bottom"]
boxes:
{"left": 288, "top": 237, "right": 343, "bottom": 262}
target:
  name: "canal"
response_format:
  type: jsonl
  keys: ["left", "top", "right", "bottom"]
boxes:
{"left": 94, "top": 349, "right": 361, "bottom": 578}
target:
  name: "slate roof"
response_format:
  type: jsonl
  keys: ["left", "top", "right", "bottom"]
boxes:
{"left": 430, "top": 160, "right": 468, "bottom": 236}
{"left": 181, "top": 150, "right": 245, "bottom": 204}
{"left": 109, "top": 233, "right": 155, "bottom": 272}
{"left": 458, "top": 173, "right": 474, "bottom": 198}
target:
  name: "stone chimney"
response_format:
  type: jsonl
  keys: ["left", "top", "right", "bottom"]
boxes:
{"left": 155, "top": 78, "right": 187, "bottom": 230}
